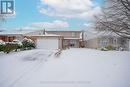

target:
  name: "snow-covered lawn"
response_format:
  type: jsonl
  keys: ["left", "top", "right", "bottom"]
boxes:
{"left": 0, "top": 48, "right": 130, "bottom": 87}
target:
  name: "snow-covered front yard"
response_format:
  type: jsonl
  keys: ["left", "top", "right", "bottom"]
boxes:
{"left": 0, "top": 48, "right": 130, "bottom": 87}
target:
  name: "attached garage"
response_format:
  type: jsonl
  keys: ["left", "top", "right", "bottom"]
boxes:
{"left": 36, "top": 38, "right": 59, "bottom": 49}
{"left": 25, "top": 35, "right": 63, "bottom": 50}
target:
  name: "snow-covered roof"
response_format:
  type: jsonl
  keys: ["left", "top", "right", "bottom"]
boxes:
{"left": 0, "top": 30, "right": 67, "bottom": 37}
{"left": 0, "top": 30, "right": 38, "bottom": 35}
{"left": 45, "top": 28, "right": 82, "bottom": 32}
{"left": 25, "top": 34, "right": 62, "bottom": 37}
{"left": 46, "top": 30, "right": 82, "bottom": 32}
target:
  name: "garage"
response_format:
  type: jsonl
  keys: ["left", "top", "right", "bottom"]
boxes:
{"left": 25, "top": 34, "right": 63, "bottom": 50}
{"left": 36, "top": 38, "right": 59, "bottom": 49}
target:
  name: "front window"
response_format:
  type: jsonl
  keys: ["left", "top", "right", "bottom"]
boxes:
{"left": 72, "top": 32, "right": 76, "bottom": 37}
{"left": 100, "top": 39, "right": 109, "bottom": 47}
{"left": 113, "top": 38, "right": 117, "bottom": 45}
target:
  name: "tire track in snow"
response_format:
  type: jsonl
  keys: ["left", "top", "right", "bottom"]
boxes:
{"left": 0, "top": 51, "right": 43, "bottom": 85}
{"left": 0, "top": 50, "right": 54, "bottom": 87}
{"left": 9, "top": 51, "right": 53, "bottom": 87}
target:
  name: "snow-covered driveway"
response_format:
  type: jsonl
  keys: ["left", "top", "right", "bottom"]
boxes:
{"left": 0, "top": 49, "right": 54, "bottom": 87}
{"left": 0, "top": 48, "right": 130, "bottom": 87}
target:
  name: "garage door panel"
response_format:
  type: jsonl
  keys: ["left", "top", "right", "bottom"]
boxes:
{"left": 36, "top": 39, "right": 58, "bottom": 49}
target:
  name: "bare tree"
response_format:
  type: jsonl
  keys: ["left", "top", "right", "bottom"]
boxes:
{"left": 95, "top": 0, "right": 130, "bottom": 39}
{"left": 120, "top": 0, "right": 130, "bottom": 11}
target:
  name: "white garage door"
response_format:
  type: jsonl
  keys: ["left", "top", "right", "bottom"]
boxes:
{"left": 36, "top": 38, "right": 59, "bottom": 49}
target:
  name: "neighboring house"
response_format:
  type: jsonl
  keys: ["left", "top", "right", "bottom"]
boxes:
{"left": 86, "top": 31, "right": 129, "bottom": 51}
{"left": 46, "top": 30, "right": 83, "bottom": 48}
{"left": 0, "top": 30, "right": 63, "bottom": 49}
{"left": 0, "top": 30, "right": 33, "bottom": 42}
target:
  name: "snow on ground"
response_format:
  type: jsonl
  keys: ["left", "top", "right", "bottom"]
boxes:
{"left": 0, "top": 49, "right": 54, "bottom": 87}
{"left": 0, "top": 48, "right": 130, "bottom": 87}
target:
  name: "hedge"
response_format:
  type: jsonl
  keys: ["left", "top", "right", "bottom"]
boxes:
{"left": 0, "top": 38, "right": 36, "bottom": 54}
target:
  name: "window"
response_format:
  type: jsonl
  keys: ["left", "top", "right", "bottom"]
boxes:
{"left": 113, "top": 38, "right": 117, "bottom": 45}
{"left": 72, "top": 32, "right": 76, "bottom": 37}
{"left": 100, "top": 39, "right": 108, "bottom": 47}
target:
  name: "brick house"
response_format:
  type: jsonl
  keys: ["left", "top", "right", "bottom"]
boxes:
{"left": 46, "top": 30, "right": 84, "bottom": 48}
{"left": 0, "top": 30, "right": 84, "bottom": 49}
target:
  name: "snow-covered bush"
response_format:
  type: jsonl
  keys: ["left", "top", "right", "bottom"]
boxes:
{"left": 0, "top": 38, "right": 35, "bottom": 53}
{"left": 0, "top": 40, "right": 5, "bottom": 52}
{"left": 0, "top": 40, "right": 15, "bottom": 53}
{"left": 12, "top": 39, "right": 23, "bottom": 46}
{"left": 0, "top": 40, "right": 5, "bottom": 45}
{"left": 105, "top": 45, "right": 115, "bottom": 50}
{"left": 12, "top": 39, "right": 23, "bottom": 51}
{"left": 22, "top": 38, "right": 35, "bottom": 50}
{"left": 3, "top": 42, "right": 17, "bottom": 53}
{"left": 101, "top": 47, "right": 108, "bottom": 51}
{"left": 2, "top": 39, "right": 22, "bottom": 53}
{"left": 101, "top": 45, "right": 115, "bottom": 51}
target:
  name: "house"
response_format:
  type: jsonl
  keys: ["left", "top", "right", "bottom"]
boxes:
{"left": 46, "top": 30, "right": 84, "bottom": 48}
{"left": 25, "top": 34, "right": 63, "bottom": 50}
{"left": 0, "top": 30, "right": 63, "bottom": 49}
{"left": 86, "top": 31, "right": 129, "bottom": 51}
{"left": 0, "top": 30, "right": 84, "bottom": 49}
{"left": 0, "top": 29, "right": 129, "bottom": 50}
